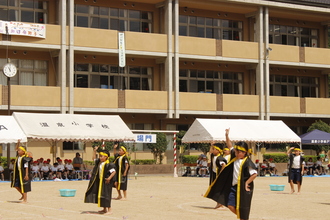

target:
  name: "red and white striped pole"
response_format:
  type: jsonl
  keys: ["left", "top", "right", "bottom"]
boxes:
{"left": 173, "top": 132, "right": 178, "bottom": 177}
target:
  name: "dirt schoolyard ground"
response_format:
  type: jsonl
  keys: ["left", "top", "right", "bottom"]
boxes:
{"left": 0, "top": 175, "right": 329, "bottom": 220}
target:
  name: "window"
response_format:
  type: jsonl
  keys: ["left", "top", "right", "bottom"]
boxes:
{"left": 74, "top": 4, "right": 152, "bottom": 32}
{"left": 74, "top": 63, "right": 152, "bottom": 90}
{"left": 63, "top": 141, "right": 85, "bottom": 151}
{"left": 269, "top": 24, "right": 318, "bottom": 47}
{"left": 126, "top": 123, "right": 153, "bottom": 151}
{"left": 0, "top": 0, "right": 48, "bottom": 23}
{"left": 179, "top": 69, "right": 243, "bottom": 94}
{"left": 179, "top": 15, "right": 242, "bottom": 40}
{"left": 269, "top": 75, "right": 318, "bottom": 97}
{"left": 0, "top": 58, "right": 47, "bottom": 86}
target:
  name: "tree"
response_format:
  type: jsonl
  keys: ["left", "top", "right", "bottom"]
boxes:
{"left": 307, "top": 120, "right": 330, "bottom": 154}
{"left": 92, "top": 141, "right": 128, "bottom": 153}
{"left": 176, "top": 130, "right": 188, "bottom": 153}
{"left": 147, "top": 132, "right": 169, "bottom": 164}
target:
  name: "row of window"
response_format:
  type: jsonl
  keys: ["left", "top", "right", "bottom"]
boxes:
{"left": 269, "top": 24, "right": 318, "bottom": 47}
{"left": 74, "top": 64, "right": 152, "bottom": 90}
{"left": 75, "top": 4, "right": 152, "bottom": 32}
{"left": 0, "top": 0, "right": 47, "bottom": 23}
{"left": 0, "top": 58, "right": 47, "bottom": 86}
{"left": 0, "top": 2, "right": 324, "bottom": 47}
{"left": 0, "top": 59, "right": 320, "bottom": 98}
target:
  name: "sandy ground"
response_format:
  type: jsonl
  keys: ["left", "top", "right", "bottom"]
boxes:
{"left": 0, "top": 175, "right": 329, "bottom": 220}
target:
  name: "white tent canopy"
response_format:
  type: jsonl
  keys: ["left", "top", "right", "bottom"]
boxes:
{"left": 182, "top": 118, "right": 301, "bottom": 144}
{"left": 0, "top": 116, "right": 27, "bottom": 143}
{"left": 13, "top": 112, "right": 134, "bottom": 142}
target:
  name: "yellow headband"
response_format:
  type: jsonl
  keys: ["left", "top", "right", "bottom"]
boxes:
{"left": 234, "top": 145, "right": 252, "bottom": 154}
{"left": 223, "top": 148, "right": 229, "bottom": 151}
{"left": 19, "top": 146, "right": 26, "bottom": 153}
{"left": 99, "top": 152, "right": 108, "bottom": 157}
{"left": 121, "top": 146, "right": 127, "bottom": 153}
{"left": 213, "top": 146, "right": 223, "bottom": 153}
{"left": 294, "top": 148, "right": 301, "bottom": 151}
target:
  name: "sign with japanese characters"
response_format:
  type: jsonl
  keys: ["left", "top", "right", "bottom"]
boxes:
{"left": 134, "top": 134, "right": 157, "bottom": 143}
{"left": 0, "top": 20, "right": 46, "bottom": 39}
{"left": 118, "top": 32, "right": 126, "bottom": 67}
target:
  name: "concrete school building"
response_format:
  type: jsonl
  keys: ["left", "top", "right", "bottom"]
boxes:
{"left": 0, "top": 0, "right": 330, "bottom": 163}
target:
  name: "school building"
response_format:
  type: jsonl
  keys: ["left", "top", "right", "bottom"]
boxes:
{"left": 0, "top": 0, "right": 330, "bottom": 163}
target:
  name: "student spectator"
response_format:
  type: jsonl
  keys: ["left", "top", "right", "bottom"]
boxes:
{"left": 196, "top": 154, "right": 203, "bottom": 176}
{"left": 268, "top": 158, "right": 277, "bottom": 175}
{"left": 31, "top": 161, "right": 41, "bottom": 180}
{"left": 0, "top": 161, "right": 4, "bottom": 181}
{"left": 40, "top": 161, "right": 50, "bottom": 180}
{"left": 315, "top": 156, "right": 325, "bottom": 175}
{"left": 306, "top": 157, "right": 315, "bottom": 175}
{"left": 199, "top": 156, "right": 208, "bottom": 177}
{"left": 57, "top": 159, "right": 65, "bottom": 179}
{"left": 65, "top": 159, "right": 74, "bottom": 179}
{"left": 49, "top": 163, "right": 59, "bottom": 179}
{"left": 260, "top": 159, "right": 270, "bottom": 176}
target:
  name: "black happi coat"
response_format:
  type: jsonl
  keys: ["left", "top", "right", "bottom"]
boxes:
{"left": 11, "top": 155, "right": 32, "bottom": 193}
{"left": 205, "top": 157, "right": 256, "bottom": 220}
{"left": 288, "top": 154, "right": 304, "bottom": 185}
{"left": 114, "top": 153, "right": 130, "bottom": 190}
{"left": 85, "top": 159, "right": 115, "bottom": 207}
{"left": 209, "top": 153, "right": 227, "bottom": 185}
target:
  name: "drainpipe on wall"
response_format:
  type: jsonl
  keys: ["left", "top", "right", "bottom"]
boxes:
{"left": 68, "top": 0, "right": 74, "bottom": 114}
{"left": 60, "top": 0, "right": 66, "bottom": 114}
{"left": 174, "top": 0, "right": 180, "bottom": 119}
{"left": 257, "top": 6, "right": 265, "bottom": 120}
{"left": 264, "top": 7, "right": 270, "bottom": 120}
{"left": 165, "top": 0, "right": 173, "bottom": 118}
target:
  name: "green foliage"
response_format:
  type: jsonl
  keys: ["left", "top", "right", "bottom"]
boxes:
{"left": 263, "top": 153, "right": 288, "bottom": 163}
{"left": 303, "top": 155, "right": 318, "bottom": 162}
{"left": 180, "top": 155, "right": 199, "bottom": 164}
{"left": 177, "top": 130, "right": 188, "bottom": 153}
{"left": 196, "top": 143, "right": 210, "bottom": 155}
{"left": 131, "top": 159, "right": 156, "bottom": 165}
{"left": 307, "top": 120, "right": 330, "bottom": 133}
{"left": 0, "top": 157, "right": 15, "bottom": 167}
{"left": 147, "top": 132, "right": 169, "bottom": 164}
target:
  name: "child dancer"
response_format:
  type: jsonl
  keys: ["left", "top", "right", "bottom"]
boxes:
{"left": 205, "top": 129, "right": 257, "bottom": 220}
{"left": 85, "top": 146, "right": 116, "bottom": 214}
{"left": 113, "top": 143, "right": 130, "bottom": 200}
{"left": 11, "top": 140, "right": 32, "bottom": 203}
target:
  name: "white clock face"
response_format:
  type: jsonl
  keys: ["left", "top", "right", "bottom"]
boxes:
{"left": 3, "top": 63, "right": 17, "bottom": 77}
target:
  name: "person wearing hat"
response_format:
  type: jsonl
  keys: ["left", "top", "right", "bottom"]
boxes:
{"left": 205, "top": 128, "right": 257, "bottom": 220}
{"left": 287, "top": 147, "right": 305, "bottom": 194}
{"left": 11, "top": 139, "right": 32, "bottom": 203}
{"left": 85, "top": 145, "right": 116, "bottom": 214}
{"left": 113, "top": 142, "right": 130, "bottom": 200}
{"left": 65, "top": 159, "right": 74, "bottom": 179}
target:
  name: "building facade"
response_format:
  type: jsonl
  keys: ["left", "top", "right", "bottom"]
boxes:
{"left": 1, "top": 0, "right": 330, "bottom": 161}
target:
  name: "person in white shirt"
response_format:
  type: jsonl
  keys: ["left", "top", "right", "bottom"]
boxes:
{"left": 40, "top": 161, "right": 50, "bottom": 180}
{"left": 31, "top": 161, "right": 41, "bottom": 180}
{"left": 199, "top": 156, "right": 208, "bottom": 177}
{"left": 205, "top": 128, "right": 257, "bottom": 220}
{"left": 57, "top": 160, "right": 65, "bottom": 179}
{"left": 268, "top": 158, "right": 277, "bottom": 175}
{"left": 65, "top": 159, "right": 74, "bottom": 179}
{"left": 315, "top": 156, "right": 325, "bottom": 175}
{"left": 287, "top": 147, "right": 304, "bottom": 194}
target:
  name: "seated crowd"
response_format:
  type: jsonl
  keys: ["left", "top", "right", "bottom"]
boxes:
{"left": 6, "top": 155, "right": 89, "bottom": 181}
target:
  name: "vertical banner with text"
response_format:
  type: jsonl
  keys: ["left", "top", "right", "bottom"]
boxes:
{"left": 118, "top": 32, "right": 126, "bottom": 67}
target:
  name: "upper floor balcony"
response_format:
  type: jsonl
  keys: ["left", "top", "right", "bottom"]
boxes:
{"left": 2, "top": 85, "right": 330, "bottom": 117}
